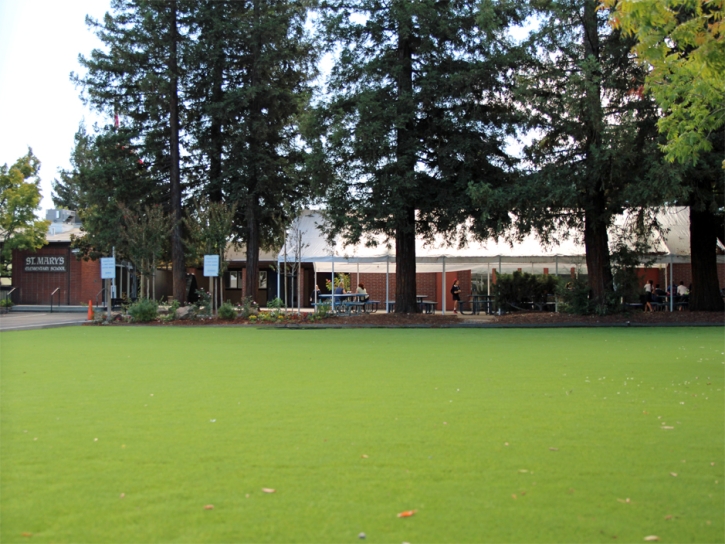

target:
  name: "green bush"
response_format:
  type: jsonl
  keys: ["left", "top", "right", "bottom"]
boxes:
{"left": 128, "top": 298, "right": 159, "bottom": 322}
{"left": 0, "top": 298, "right": 14, "bottom": 308}
{"left": 267, "top": 297, "right": 284, "bottom": 310}
{"left": 240, "top": 296, "right": 259, "bottom": 318}
{"left": 218, "top": 301, "right": 237, "bottom": 320}
{"left": 494, "top": 271, "right": 559, "bottom": 310}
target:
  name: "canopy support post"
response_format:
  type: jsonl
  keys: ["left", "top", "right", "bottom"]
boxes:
{"left": 487, "top": 263, "right": 490, "bottom": 296}
{"left": 442, "top": 257, "right": 446, "bottom": 315}
{"left": 356, "top": 262, "right": 360, "bottom": 291}
{"left": 555, "top": 256, "right": 559, "bottom": 313}
{"left": 385, "top": 257, "right": 390, "bottom": 313}
{"left": 670, "top": 257, "right": 674, "bottom": 312}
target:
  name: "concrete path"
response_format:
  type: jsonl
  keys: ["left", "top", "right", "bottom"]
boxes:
{"left": 0, "top": 312, "right": 89, "bottom": 332}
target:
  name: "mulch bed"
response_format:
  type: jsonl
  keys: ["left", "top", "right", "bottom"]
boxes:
{"left": 93, "top": 308, "right": 723, "bottom": 327}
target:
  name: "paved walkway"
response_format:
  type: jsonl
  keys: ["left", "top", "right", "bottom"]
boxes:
{"left": 0, "top": 312, "right": 89, "bottom": 332}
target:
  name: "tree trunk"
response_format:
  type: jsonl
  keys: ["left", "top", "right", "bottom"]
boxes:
{"left": 244, "top": 200, "right": 260, "bottom": 302}
{"left": 394, "top": 15, "right": 418, "bottom": 313}
{"left": 395, "top": 207, "right": 418, "bottom": 313}
{"left": 169, "top": 0, "right": 186, "bottom": 304}
{"left": 688, "top": 206, "right": 724, "bottom": 311}
{"left": 584, "top": 209, "right": 614, "bottom": 306}
{"left": 581, "top": 0, "right": 613, "bottom": 307}
{"left": 208, "top": 58, "right": 224, "bottom": 202}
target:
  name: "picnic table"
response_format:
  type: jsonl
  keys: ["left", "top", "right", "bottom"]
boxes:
{"left": 459, "top": 294, "right": 495, "bottom": 315}
{"left": 318, "top": 293, "right": 370, "bottom": 316}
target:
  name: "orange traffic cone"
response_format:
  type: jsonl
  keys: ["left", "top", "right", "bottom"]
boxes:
{"left": 87, "top": 300, "right": 94, "bottom": 321}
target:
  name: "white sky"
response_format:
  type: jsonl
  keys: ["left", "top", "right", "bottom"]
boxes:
{"left": 0, "top": 0, "right": 110, "bottom": 212}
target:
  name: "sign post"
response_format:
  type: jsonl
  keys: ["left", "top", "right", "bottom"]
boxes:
{"left": 101, "top": 257, "right": 116, "bottom": 323}
{"left": 203, "top": 255, "right": 220, "bottom": 315}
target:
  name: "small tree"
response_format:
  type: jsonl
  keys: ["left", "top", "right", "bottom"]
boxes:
{"left": 0, "top": 150, "right": 50, "bottom": 275}
{"left": 119, "top": 204, "right": 173, "bottom": 300}
{"left": 184, "top": 196, "right": 236, "bottom": 310}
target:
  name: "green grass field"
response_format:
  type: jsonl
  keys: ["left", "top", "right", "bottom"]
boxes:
{"left": 1, "top": 327, "right": 723, "bottom": 543}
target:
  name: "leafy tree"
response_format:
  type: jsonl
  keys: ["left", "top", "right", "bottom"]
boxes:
{"left": 119, "top": 203, "right": 173, "bottom": 300}
{"left": 0, "top": 150, "right": 50, "bottom": 275}
{"left": 507, "top": 0, "right": 677, "bottom": 307}
{"left": 184, "top": 196, "right": 236, "bottom": 306}
{"left": 183, "top": 0, "right": 317, "bottom": 300}
{"left": 74, "top": 0, "right": 187, "bottom": 302}
{"left": 315, "top": 0, "right": 523, "bottom": 312}
{"left": 603, "top": 0, "right": 724, "bottom": 311}
{"left": 604, "top": 0, "right": 724, "bottom": 166}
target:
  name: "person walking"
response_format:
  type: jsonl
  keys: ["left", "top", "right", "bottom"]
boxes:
{"left": 450, "top": 279, "right": 462, "bottom": 314}
{"left": 644, "top": 279, "right": 654, "bottom": 312}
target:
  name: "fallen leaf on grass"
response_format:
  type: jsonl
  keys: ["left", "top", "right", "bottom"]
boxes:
{"left": 361, "top": 454, "right": 368, "bottom": 458}
{"left": 397, "top": 510, "right": 416, "bottom": 518}
{"left": 643, "top": 536, "right": 659, "bottom": 542}
{"left": 670, "top": 472, "right": 677, "bottom": 477}
{"left": 21, "top": 533, "right": 32, "bottom": 537}
{"left": 204, "top": 504, "right": 214, "bottom": 510}
{"left": 661, "top": 426, "right": 674, "bottom": 430}
{"left": 617, "top": 498, "right": 631, "bottom": 503}
{"left": 664, "top": 515, "right": 672, "bottom": 520}
{"left": 120, "top": 493, "right": 125, "bottom": 498}
{"left": 262, "top": 488, "right": 276, "bottom": 493}
{"left": 511, "top": 494, "right": 517, "bottom": 499}
{"left": 518, "top": 469, "right": 529, "bottom": 473}
{"left": 549, "top": 447, "right": 559, "bottom": 451}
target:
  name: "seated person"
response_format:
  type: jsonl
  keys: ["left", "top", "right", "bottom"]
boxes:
{"left": 333, "top": 283, "right": 344, "bottom": 305}
{"left": 356, "top": 283, "right": 369, "bottom": 302}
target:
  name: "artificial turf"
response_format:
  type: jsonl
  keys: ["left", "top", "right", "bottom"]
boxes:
{"left": 0, "top": 327, "right": 722, "bottom": 543}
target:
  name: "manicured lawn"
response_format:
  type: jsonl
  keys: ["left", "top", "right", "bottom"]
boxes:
{"left": 1, "top": 327, "right": 722, "bottom": 543}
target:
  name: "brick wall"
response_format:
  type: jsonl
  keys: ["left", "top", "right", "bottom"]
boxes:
{"left": 634, "top": 264, "right": 725, "bottom": 292}
{"left": 329, "top": 269, "right": 472, "bottom": 311}
{"left": 12, "top": 244, "right": 101, "bottom": 305}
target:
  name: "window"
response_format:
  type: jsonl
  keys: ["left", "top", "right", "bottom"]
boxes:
{"left": 228, "top": 270, "right": 241, "bottom": 289}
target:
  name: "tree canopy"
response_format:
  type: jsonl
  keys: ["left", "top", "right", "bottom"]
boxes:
{"left": 604, "top": 0, "right": 725, "bottom": 166}
{"left": 314, "top": 0, "right": 524, "bottom": 312}
{"left": 0, "top": 150, "right": 50, "bottom": 275}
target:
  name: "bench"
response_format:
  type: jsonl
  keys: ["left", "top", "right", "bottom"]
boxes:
{"left": 341, "top": 301, "right": 365, "bottom": 315}
{"left": 364, "top": 300, "right": 380, "bottom": 313}
{"left": 421, "top": 300, "right": 437, "bottom": 314}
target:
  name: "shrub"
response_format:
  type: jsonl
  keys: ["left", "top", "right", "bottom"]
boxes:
{"left": 494, "top": 272, "right": 559, "bottom": 311}
{"left": 193, "top": 288, "right": 212, "bottom": 316}
{"left": 240, "top": 296, "right": 259, "bottom": 318}
{"left": 0, "top": 298, "right": 14, "bottom": 308}
{"left": 267, "top": 297, "right": 284, "bottom": 310}
{"left": 248, "top": 314, "right": 258, "bottom": 323}
{"left": 128, "top": 298, "right": 158, "bottom": 322}
{"left": 314, "top": 302, "right": 332, "bottom": 316}
{"left": 218, "top": 301, "right": 237, "bottom": 320}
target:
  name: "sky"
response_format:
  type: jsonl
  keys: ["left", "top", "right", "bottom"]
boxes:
{"left": 0, "top": 0, "right": 111, "bottom": 213}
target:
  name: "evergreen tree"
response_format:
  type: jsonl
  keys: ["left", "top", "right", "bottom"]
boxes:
{"left": 184, "top": 0, "right": 317, "bottom": 300}
{"left": 54, "top": 125, "right": 163, "bottom": 262}
{"left": 315, "top": 0, "right": 523, "bottom": 313}
{"left": 511, "top": 0, "right": 678, "bottom": 308}
{"left": 73, "top": 0, "right": 187, "bottom": 302}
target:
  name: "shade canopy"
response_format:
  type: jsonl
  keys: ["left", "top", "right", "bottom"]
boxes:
{"left": 277, "top": 207, "right": 720, "bottom": 274}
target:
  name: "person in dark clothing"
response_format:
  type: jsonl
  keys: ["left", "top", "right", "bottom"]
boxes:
{"left": 310, "top": 285, "right": 321, "bottom": 305}
{"left": 450, "top": 279, "right": 462, "bottom": 314}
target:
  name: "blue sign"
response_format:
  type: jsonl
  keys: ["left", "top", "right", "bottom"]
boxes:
{"left": 203, "top": 255, "right": 220, "bottom": 277}
{"left": 100, "top": 257, "right": 116, "bottom": 279}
